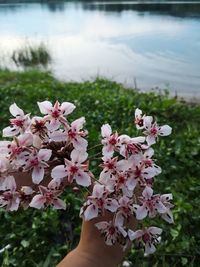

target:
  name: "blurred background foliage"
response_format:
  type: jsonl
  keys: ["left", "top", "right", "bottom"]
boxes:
{"left": 0, "top": 70, "right": 199, "bottom": 266}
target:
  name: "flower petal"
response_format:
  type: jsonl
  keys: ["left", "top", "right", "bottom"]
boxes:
{"left": 74, "top": 170, "right": 91, "bottom": 187}
{"left": 128, "top": 229, "right": 144, "bottom": 240}
{"left": 46, "top": 119, "right": 60, "bottom": 131}
{"left": 135, "top": 205, "right": 148, "bottom": 220}
{"left": 9, "top": 103, "right": 24, "bottom": 117}
{"left": 61, "top": 102, "right": 76, "bottom": 115}
{"left": 72, "top": 137, "right": 88, "bottom": 151}
{"left": 38, "top": 149, "right": 52, "bottom": 161}
{"left": 84, "top": 204, "right": 99, "bottom": 220}
{"left": 158, "top": 125, "right": 172, "bottom": 136}
{"left": 101, "top": 124, "right": 112, "bottom": 138}
{"left": 37, "top": 101, "right": 52, "bottom": 114}
{"left": 32, "top": 166, "right": 44, "bottom": 184}
{"left": 71, "top": 117, "right": 85, "bottom": 131}
{"left": 52, "top": 198, "right": 66, "bottom": 210}
{"left": 51, "top": 165, "right": 67, "bottom": 179}
{"left": 71, "top": 149, "right": 88, "bottom": 163}
{"left": 29, "top": 195, "right": 45, "bottom": 209}
{"left": 3, "top": 126, "right": 20, "bottom": 137}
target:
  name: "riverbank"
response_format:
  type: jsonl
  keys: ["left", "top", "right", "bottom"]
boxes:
{"left": 0, "top": 69, "right": 200, "bottom": 267}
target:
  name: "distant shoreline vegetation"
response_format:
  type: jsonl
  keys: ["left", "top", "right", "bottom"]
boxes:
{"left": 10, "top": 43, "right": 51, "bottom": 69}
{"left": 0, "top": 0, "right": 200, "bottom": 19}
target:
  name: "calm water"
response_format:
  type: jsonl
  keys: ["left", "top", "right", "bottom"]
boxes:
{"left": 0, "top": 1, "right": 200, "bottom": 99}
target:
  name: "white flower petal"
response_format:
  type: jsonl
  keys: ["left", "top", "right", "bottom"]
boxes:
{"left": 148, "top": 226, "right": 162, "bottom": 235}
{"left": 95, "top": 221, "right": 108, "bottom": 230}
{"left": 131, "top": 136, "right": 145, "bottom": 144}
{"left": 144, "top": 116, "right": 153, "bottom": 130}
{"left": 32, "top": 167, "right": 44, "bottom": 184}
{"left": 142, "top": 187, "right": 153, "bottom": 199}
{"left": 50, "top": 130, "right": 67, "bottom": 142}
{"left": 9, "top": 197, "right": 20, "bottom": 211}
{"left": 158, "top": 125, "right": 172, "bottom": 136}
{"left": 135, "top": 205, "right": 148, "bottom": 220}
{"left": 92, "top": 184, "right": 105, "bottom": 198}
{"left": 84, "top": 205, "right": 99, "bottom": 220}
{"left": 135, "top": 108, "right": 142, "bottom": 118}
{"left": 71, "top": 117, "right": 85, "bottom": 131}
{"left": 71, "top": 149, "right": 88, "bottom": 163}
{"left": 51, "top": 165, "right": 67, "bottom": 179}
{"left": 74, "top": 171, "right": 91, "bottom": 187}
{"left": 18, "top": 133, "right": 33, "bottom": 146}
{"left": 128, "top": 229, "right": 143, "bottom": 241}
{"left": 61, "top": 102, "right": 76, "bottom": 115}
{"left": 161, "top": 211, "right": 174, "bottom": 224}
{"left": 146, "top": 135, "right": 156, "bottom": 146}
{"left": 101, "top": 124, "right": 112, "bottom": 138}
{"left": 72, "top": 137, "right": 88, "bottom": 151}
{"left": 105, "top": 199, "right": 119, "bottom": 212}
{"left": 46, "top": 119, "right": 60, "bottom": 131}
{"left": 52, "top": 198, "right": 66, "bottom": 210}
{"left": 3, "top": 126, "right": 20, "bottom": 137}
{"left": 29, "top": 195, "right": 45, "bottom": 209}
{"left": 144, "top": 242, "right": 156, "bottom": 256}
{"left": 37, "top": 101, "right": 53, "bottom": 114}
{"left": 9, "top": 103, "right": 24, "bottom": 117}
{"left": 38, "top": 149, "right": 52, "bottom": 161}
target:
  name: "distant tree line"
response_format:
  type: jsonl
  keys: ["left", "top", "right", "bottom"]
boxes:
{"left": 0, "top": 0, "right": 200, "bottom": 18}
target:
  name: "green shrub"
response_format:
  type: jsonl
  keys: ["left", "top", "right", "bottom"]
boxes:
{"left": 0, "top": 70, "right": 199, "bottom": 267}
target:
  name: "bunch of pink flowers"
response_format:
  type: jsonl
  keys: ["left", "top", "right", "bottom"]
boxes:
{"left": 0, "top": 101, "right": 174, "bottom": 256}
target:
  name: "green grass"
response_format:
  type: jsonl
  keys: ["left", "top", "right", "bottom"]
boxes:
{"left": 0, "top": 69, "right": 199, "bottom": 267}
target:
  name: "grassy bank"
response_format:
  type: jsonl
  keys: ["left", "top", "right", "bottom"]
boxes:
{"left": 0, "top": 69, "right": 200, "bottom": 267}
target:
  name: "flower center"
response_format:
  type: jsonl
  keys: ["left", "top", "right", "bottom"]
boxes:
{"left": 3, "top": 191, "right": 13, "bottom": 201}
{"left": 10, "top": 118, "right": 24, "bottom": 127}
{"left": 51, "top": 110, "right": 60, "bottom": 118}
{"left": 68, "top": 130, "right": 76, "bottom": 139}
{"left": 109, "top": 136, "right": 117, "bottom": 146}
{"left": 70, "top": 165, "right": 78, "bottom": 174}
{"left": 108, "top": 226, "right": 116, "bottom": 235}
{"left": 150, "top": 127, "right": 157, "bottom": 135}
{"left": 135, "top": 167, "right": 141, "bottom": 177}
{"left": 142, "top": 233, "right": 151, "bottom": 243}
{"left": 30, "top": 158, "right": 39, "bottom": 166}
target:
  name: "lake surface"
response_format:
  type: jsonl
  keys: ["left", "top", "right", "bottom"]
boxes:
{"left": 0, "top": 0, "right": 200, "bottom": 99}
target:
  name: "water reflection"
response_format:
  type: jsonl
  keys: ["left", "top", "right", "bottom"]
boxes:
{"left": 1, "top": 1, "right": 200, "bottom": 17}
{"left": 0, "top": 0, "right": 200, "bottom": 99}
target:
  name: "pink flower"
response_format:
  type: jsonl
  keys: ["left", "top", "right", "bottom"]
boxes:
{"left": 134, "top": 187, "right": 167, "bottom": 220}
{"left": 3, "top": 103, "right": 30, "bottom": 137}
{"left": 134, "top": 108, "right": 146, "bottom": 129}
{"left": 117, "top": 195, "right": 134, "bottom": 218}
{"left": 118, "top": 134, "right": 145, "bottom": 158}
{"left": 160, "top": 193, "right": 174, "bottom": 224}
{"left": 0, "top": 176, "right": 20, "bottom": 211}
{"left": 20, "top": 186, "right": 34, "bottom": 209}
{"left": 143, "top": 116, "right": 172, "bottom": 146}
{"left": 0, "top": 175, "right": 16, "bottom": 191}
{"left": 82, "top": 183, "right": 118, "bottom": 221}
{"left": 7, "top": 133, "right": 33, "bottom": 161}
{"left": 99, "top": 157, "right": 126, "bottom": 189}
{"left": 50, "top": 117, "right": 88, "bottom": 151}
{"left": 126, "top": 151, "right": 161, "bottom": 190}
{"left": 128, "top": 226, "right": 162, "bottom": 256}
{"left": 101, "top": 124, "right": 119, "bottom": 157}
{"left": 95, "top": 215, "right": 127, "bottom": 246}
{"left": 21, "top": 149, "right": 52, "bottom": 184}
{"left": 51, "top": 149, "right": 92, "bottom": 187}
{"left": 37, "top": 100, "right": 75, "bottom": 131}
{"left": 29, "top": 185, "right": 66, "bottom": 210}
